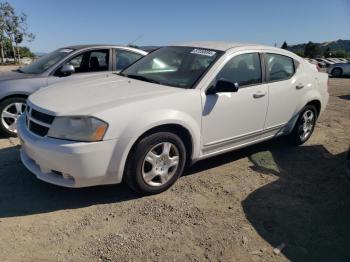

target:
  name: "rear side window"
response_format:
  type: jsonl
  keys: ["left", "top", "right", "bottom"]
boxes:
{"left": 115, "top": 50, "right": 143, "bottom": 71}
{"left": 266, "top": 53, "right": 295, "bottom": 82}
{"left": 215, "top": 53, "right": 262, "bottom": 87}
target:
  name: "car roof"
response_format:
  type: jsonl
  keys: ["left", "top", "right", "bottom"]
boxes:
{"left": 61, "top": 44, "right": 148, "bottom": 54}
{"left": 173, "top": 41, "right": 277, "bottom": 51}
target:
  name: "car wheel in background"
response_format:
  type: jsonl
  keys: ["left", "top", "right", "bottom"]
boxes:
{"left": 125, "top": 132, "right": 186, "bottom": 195}
{"left": 0, "top": 97, "right": 27, "bottom": 137}
{"left": 331, "top": 68, "right": 343, "bottom": 77}
{"left": 289, "top": 104, "right": 317, "bottom": 145}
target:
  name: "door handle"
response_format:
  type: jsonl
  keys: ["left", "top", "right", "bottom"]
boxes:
{"left": 253, "top": 91, "right": 266, "bottom": 99}
{"left": 296, "top": 83, "right": 304, "bottom": 90}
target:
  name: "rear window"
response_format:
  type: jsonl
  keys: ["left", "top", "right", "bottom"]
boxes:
{"left": 266, "top": 53, "right": 295, "bottom": 82}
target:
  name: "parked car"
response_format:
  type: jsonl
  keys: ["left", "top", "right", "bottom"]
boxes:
{"left": 18, "top": 42, "right": 329, "bottom": 194}
{"left": 315, "top": 58, "right": 328, "bottom": 68}
{"left": 327, "top": 61, "right": 350, "bottom": 77}
{"left": 0, "top": 45, "right": 147, "bottom": 136}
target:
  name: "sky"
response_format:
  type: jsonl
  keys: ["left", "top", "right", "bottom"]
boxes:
{"left": 8, "top": 0, "right": 350, "bottom": 53}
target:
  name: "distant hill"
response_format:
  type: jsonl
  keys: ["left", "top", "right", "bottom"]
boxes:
{"left": 287, "top": 39, "right": 350, "bottom": 54}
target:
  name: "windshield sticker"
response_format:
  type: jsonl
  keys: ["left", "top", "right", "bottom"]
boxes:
{"left": 59, "top": 48, "right": 74, "bottom": 53}
{"left": 190, "top": 49, "right": 216, "bottom": 56}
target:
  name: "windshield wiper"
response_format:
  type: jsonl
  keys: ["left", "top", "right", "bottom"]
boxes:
{"left": 125, "top": 74, "right": 161, "bottom": 84}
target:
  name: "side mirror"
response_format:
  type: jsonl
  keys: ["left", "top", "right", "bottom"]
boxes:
{"left": 206, "top": 80, "right": 239, "bottom": 95}
{"left": 60, "top": 64, "right": 75, "bottom": 76}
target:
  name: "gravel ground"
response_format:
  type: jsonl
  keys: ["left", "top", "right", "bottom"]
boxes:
{"left": 0, "top": 66, "right": 349, "bottom": 261}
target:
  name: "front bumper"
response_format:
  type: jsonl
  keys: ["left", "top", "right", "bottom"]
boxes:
{"left": 17, "top": 116, "right": 120, "bottom": 188}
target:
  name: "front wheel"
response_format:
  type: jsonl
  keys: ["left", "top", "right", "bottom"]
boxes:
{"left": 125, "top": 132, "right": 187, "bottom": 195}
{"left": 0, "top": 97, "right": 27, "bottom": 137}
{"left": 289, "top": 105, "right": 317, "bottom": 145}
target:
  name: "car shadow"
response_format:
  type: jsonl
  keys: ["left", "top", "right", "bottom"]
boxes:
{"left": 242, "top": 144, "right": 350, "bottom": 261}
{"left": 1, "top": 138, "right": 349, "bottom": 262}
{"left": 1, "top": 137, "right": 289, "bottom": 218}
{"left": 338, "top": 95, "right": 350, "bottom": 100}
{"left": 0, "top": 145, "right": 140, "bottom": 218}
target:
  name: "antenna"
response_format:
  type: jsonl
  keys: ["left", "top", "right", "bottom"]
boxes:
{"left": 128, "top": 34, "right": 144, "bottom": 47}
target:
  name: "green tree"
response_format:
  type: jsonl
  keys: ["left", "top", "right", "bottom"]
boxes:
{"left": 0, "top": 1, "right": 16, "bottom": 62}
{"left": 0, "top": 2, "right": 35, "bottom": 64}
{"left": 293, "top": 50, "right": 305, "bottom": 57}
{"left": 304, "top": 41, "right": 321, "bottom": 58}
{"left": 333, "top": 50, "right": 348, "bottom": 58}
{"left": 18, "top": 46, "right": 34, "bottom": 57}
{"left": 281, "top": 41, "right": 288, "bottom": 49}
{"left": 324, "top": 47, "right": 331, "bottom": 58}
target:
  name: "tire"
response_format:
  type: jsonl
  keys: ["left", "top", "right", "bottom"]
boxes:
{"left": 125, "top": 132, "right": 187, "bottom": 195}
{"left": 331, "top": 67, "right": 343, "bottom": 77}
{"left": 289, "top": 105, "right": 317, "bottom": 145}
{"left": 0, "top": 97, "right": 27, "bottom": 137}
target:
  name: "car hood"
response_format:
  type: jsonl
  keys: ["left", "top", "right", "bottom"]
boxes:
{"left": 0, "top": 70, "right": 41, "bottom": 81}
{"left": 28, "top": 74, "right": 184, "bottom": 116}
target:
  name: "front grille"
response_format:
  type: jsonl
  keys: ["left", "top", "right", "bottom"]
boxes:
{"left": 29, "top": 121, "right": 50, "bottom": 136}
{"left": 31, "top": 109, "right": 55, "bottom": 124}
{"left": 26, "top": 107, "right": 55, "bottom": 137}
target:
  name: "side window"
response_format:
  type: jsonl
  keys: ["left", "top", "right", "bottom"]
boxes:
{"left": 215, "top": 53, "right": 262, "bottom": 87}
{"left": 63, "top": 49, "right": 109, "bottom": 74}
{"left": 89, "top": 50, "right": 109, "bottom": 71}
{"left": 266, "top": 53, "right": 295, "bottom": 82}
{"left": 115, "top": 50, "right": 143, "bottom": 71}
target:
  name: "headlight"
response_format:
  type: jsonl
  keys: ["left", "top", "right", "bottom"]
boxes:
{"left": 47, "top": 116, "right": 108, "bottom": 142}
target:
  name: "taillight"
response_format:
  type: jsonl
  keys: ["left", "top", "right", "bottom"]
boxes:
{"left": 316, "top": 64, "right": 320, "bottom": 72}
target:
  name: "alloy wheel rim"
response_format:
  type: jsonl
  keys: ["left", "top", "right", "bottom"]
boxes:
{"left": 298, "top": 109, "right": 315, "bottom": 140}
{"left": 142, "top": 142, "right": 180, "bottom": 187}
{"left": 1, "top": 102, "right": 26, "bottom": 133}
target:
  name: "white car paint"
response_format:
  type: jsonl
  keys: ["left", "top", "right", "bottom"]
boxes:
{"left": 18, "top": 42, "right": 329, "bottom": 188}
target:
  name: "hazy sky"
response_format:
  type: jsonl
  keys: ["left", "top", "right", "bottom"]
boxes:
{"left": 8, "top": 0, "right": 350, "bottom": 52}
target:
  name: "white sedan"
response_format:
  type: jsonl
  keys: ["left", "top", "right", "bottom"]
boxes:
{"left": 18, "top": 42, "right": 329, "bottom": 194}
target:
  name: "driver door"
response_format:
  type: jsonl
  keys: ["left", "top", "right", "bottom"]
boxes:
{"left": 201, "top": 52, "right": 268, "bottom": 155}
{"left": 47, "top": 49, "right": 111, "bottom": 85}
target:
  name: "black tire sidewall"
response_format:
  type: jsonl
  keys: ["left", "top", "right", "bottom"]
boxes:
{"left": 0, "top": 97, "right": 27, "bottom": 137}
{"left": 126, "top": 132, "right": 187, "bottom": 195}
{"left": 332, "top": 68, "right": 342, "bottom": 77}
{"left": 291, "top": 105, "right": 317, "bottom": 145}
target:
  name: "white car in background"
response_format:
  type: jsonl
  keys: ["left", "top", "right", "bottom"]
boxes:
{"left": 18, "top": 42, "right": 329, "bottom": 194}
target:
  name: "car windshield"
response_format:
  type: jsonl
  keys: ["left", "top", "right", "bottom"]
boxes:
{"left": 121, "top": 46, "right": 223, "bottom": 88}
{"left": 20, "top": 48, "right": 75, "bottom": 74}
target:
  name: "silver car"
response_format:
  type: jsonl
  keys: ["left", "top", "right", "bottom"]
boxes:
{"left": 0, "top": 45, "right": 147, "bottom": 136}
{"left": 327, "top": 61, "right": 350, "bottom": 77}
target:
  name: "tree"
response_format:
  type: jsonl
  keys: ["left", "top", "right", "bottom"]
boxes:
{"left": 14, "top": 12, "right": 35, "bottom": 61}
{"left": 18, "top": 46, "right": 34, "bottom": 58}
{"left": 0, "top": 1, "right": 15, "bottom": 62}
{"left": 304, "top": 41, "right": 321, "bottom": 58}
{"left": 0, "top": 2, "right": 35, "bottom": 64}
{"left": 281, "top": 41, "right": 288, "bottom": 49}
{"left": 324, "top": 47, "right": 331, "bottom": 58}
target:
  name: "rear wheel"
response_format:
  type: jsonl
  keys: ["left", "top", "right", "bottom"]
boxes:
{"left": 0, "top": 97, "right": 27, "bottom": 137}
{"left": 125, "top": 132, "right": 186, "bottom": 195}
{"left": 331, "top": 67, "right": 342, "bottom": 77}
{"left": 289, "top": 105, "right": 317, "bottom": 145}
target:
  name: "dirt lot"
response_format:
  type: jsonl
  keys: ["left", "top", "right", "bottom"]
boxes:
{"left": 0, "top": 67, "right": 349, "bottom": 261}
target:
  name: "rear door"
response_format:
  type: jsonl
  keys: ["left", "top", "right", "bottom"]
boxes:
{"left": 263, "top": 52, "right": 306, "bottom": 135}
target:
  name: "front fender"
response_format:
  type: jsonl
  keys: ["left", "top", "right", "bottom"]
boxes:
{"left": 103, "top": 109, "right": 201, "bottom": 183}
{"left": 0, "top": 78, "right": 47, "bottom": 101}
